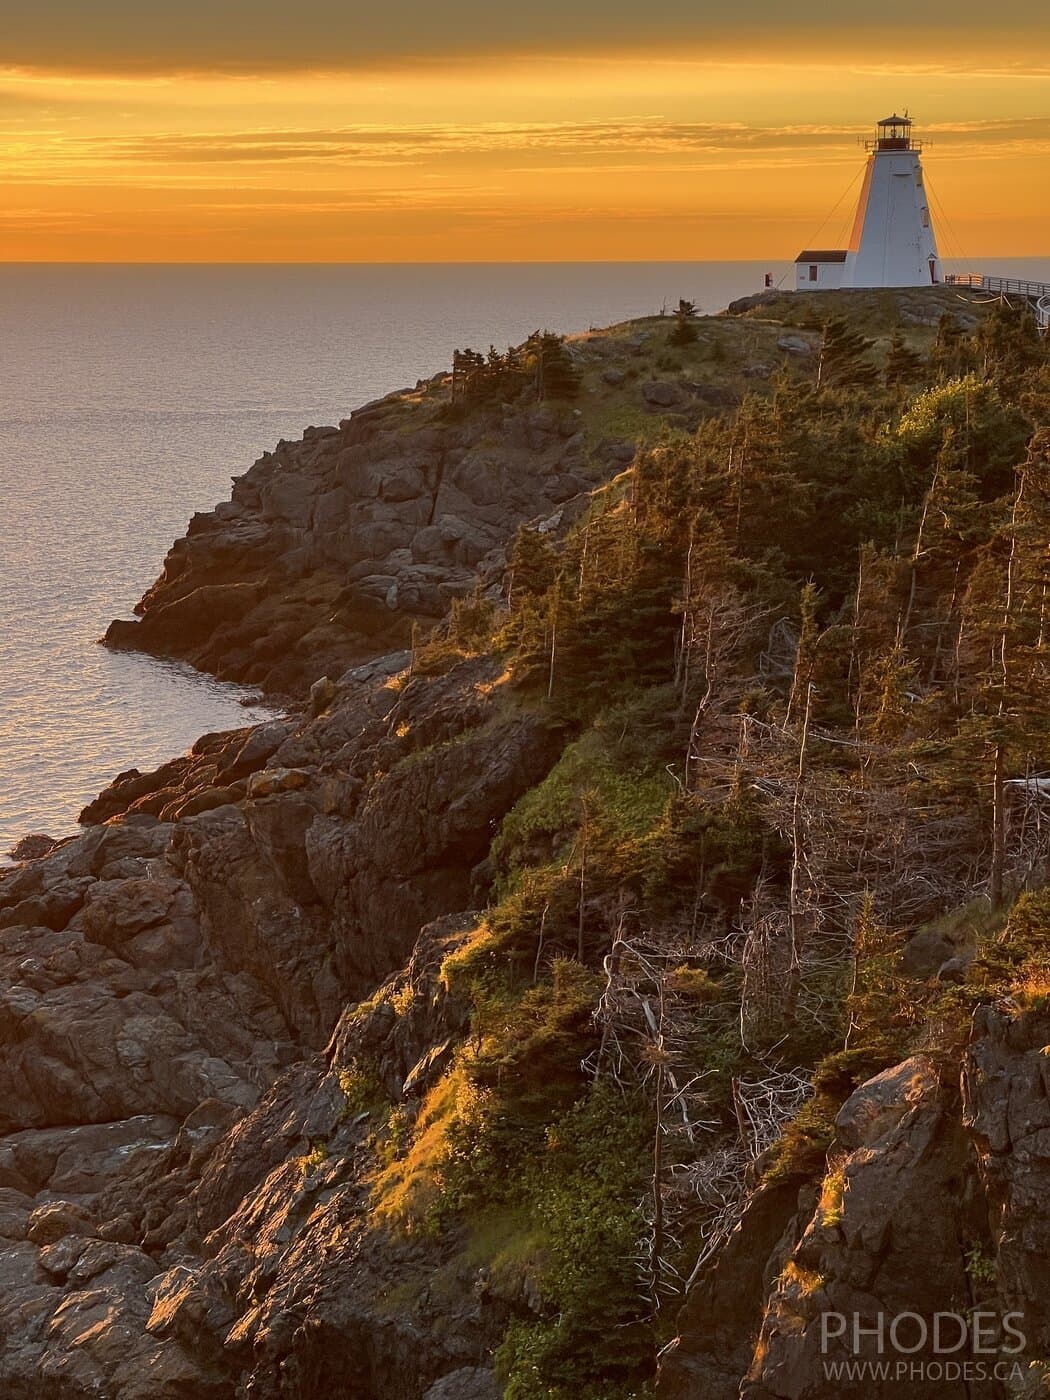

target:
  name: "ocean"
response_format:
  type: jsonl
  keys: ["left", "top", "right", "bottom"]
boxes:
{"left": 1, "top": 259, "right": 1047, "bottom": 858}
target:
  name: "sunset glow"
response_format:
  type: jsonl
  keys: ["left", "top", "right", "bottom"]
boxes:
{"left": 3, "top": 8, "right": 1048, "bottom": 260}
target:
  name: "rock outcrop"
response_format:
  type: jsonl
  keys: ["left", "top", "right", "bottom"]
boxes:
{"left": 102, "top": 385, "right": 600, "bottom": 698}
{"left": 0, "top": 647, "right": 564, "bottom": 1396}
{"left": 100, "top": 313, "right": 801, "bottom": 699}
{"left": 16, "top": 651, "right": 1044, "bottom": 1399}
{"left": 660, "top": 1022, "right": 1050, "bottom": 1400}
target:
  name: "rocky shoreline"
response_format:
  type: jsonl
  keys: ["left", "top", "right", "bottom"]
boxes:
{"left": 96, "top": 298, "right": 840, "bottom": 698}
{"left": 0, "top": 643, "right": 562, "bottom": 1396}
{"left": 102, "top": 364, "right": 606, "bottom": 699}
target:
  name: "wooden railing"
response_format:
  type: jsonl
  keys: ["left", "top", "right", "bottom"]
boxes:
{"left": 943, "top": 273, "right": 1050, "bottom": 332}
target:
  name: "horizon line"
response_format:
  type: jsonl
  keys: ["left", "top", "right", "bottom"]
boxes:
{"left": 2, "top": 254, "right": 1048, "bottom": 268}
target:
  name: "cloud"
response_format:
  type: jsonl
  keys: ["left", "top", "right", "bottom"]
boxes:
{"left": 3, "top": 1, "right": 1050, "bottom": 74}
{"left": 27, "top": 116, "right": 1050, "bottom": 172}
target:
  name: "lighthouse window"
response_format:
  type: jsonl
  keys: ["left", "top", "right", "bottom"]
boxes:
{"left": 921, "top": 208, "right": 929, "bottom": 228}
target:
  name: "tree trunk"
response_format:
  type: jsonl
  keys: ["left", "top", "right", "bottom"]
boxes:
{"left": 786, "top": 682, "right": 814, "bottom": 1020}
{"left": 991, "top": 741, "right": 1006, "bottom": 908}
{"left": 576, "top": 835, "right": 587, "bottom": 963}
{"left": 651, "top": 1057, "right": 665, "bottom": 1311}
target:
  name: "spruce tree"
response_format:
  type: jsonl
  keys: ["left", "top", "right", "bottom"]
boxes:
{"left": 930, "top": 312, "right": 974, "bottom": 382}
{"left": 669, "top": 298, "right": 699, "bottom": 346}
{"left": 817, "top": 318, "right": 879, "bottom": 388}
{"left": 526, "top": 331, "right": 582, "bottom": 402}
{"left": 884, "top": 330, "right": 925, "bottom": 387}
{"left": 508, "top": 524, "right": 559, "bottom": 605}
{"left": 976, "top": 302, "right": 1047, "bottom": 390}
{"left": 949, "top": 434, "right": 1050, "bottom": 904}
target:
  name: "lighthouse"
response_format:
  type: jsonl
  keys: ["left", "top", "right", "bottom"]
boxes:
{"left": 795, "top": 115, "right": 940, "bottom": 291}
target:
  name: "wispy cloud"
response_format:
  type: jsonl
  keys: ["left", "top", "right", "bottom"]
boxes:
{"left": 12, "top": 116, "right": 1048, "bottom": 177}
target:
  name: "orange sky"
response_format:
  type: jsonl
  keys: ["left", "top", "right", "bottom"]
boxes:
{"left": 2, "top": 19, "right": 1048, "bottom": 260}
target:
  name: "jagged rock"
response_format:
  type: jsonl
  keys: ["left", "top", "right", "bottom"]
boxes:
{"left": 330, "top": 912, "right": 476, "bottom": 1098}
{"left": 777, "top": 334, "right": 813, "bottom": 356}
{"left": 6, "top": 834, "right": 60, "bottom": 862}
{"left": 246, "top": 765, "right": 312, "bottom": 799}
{"left": 834, "top": 1055, "right": 939, "bottom": 1149}
{"left": 0, "top": 1191, "right": 32, "bottom": 1241}
{"left": 216, "top": 719, "right": 295, "bottom": 782}
{"left": 664, "top": 1013, "right": 1050, "bottom": 1399}
{"left": 689, "top": 382, "right": 741, "bottom": 409}
{"left": 98, "top": 370, "right": 654, "bottom": 698}
{"left": 0, "top": 1117, "right": 181, "bottom": 1196}
{"left": 309, "top": 674, "right": 337, "bottom": 716}
{"left": 741, "top": 1056, "right": 981, "bottom": 1398}
{"left": 659, "top": 1175, "right": 808, "bottom": 1400}
{"left": 0, "top": 874, "right": 94, "bottom": 931}
{"left": 37, "top": 1232, "right": 91, "bottom": 1279}
{"left": 643, "top": 380, "right": 680, "bottom": 406}
{"left": 424, "top": 1369, "right": 501, "bottom": 1400}
{"left": 963, "top": 1006, "right": 1050, "bottom": 1361}
{"left": 727, "top": 290, "right": 781, "bottom": 315}
{"left": 0, "top": 644, "right": 572, "bottom": 1394}
{"left": 26, "top": 1202, "right": 95, "bottom": 1246}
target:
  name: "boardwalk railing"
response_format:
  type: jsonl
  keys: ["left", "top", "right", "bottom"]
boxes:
{"left": 943, "top": 273, "right": 1050, "bottom": 331}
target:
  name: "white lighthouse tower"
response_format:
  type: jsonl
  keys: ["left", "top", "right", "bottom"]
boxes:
{"left": 796, "top": 114, "right": 940, "bottom": 291}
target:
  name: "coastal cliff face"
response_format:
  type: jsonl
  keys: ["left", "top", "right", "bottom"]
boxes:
{"left": 661, "top": 1022, "right": 1050, "bottom": 1400}
{"left": 105, "top": 388, "right": 596, "bottom": 698}
{"left": 101, "top": 314, "right": 744, "bottom": 698}
{"left": 2, "top": 288, "right": 1049, "bottom": 1399}
{"left": 0, "top": 653, "right": 560, "bottom": 1397}
{"left": 101, "top": 292, "right": 954, "bottom": 700}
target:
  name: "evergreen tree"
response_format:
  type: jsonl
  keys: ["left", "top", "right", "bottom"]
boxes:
{"left": 975, "top": 301, "right": 1047, "bottom": 390}
{"left": 896, "top": 374, "right": 1030, "bottom": 504}
{"left": 508, "top": 524, "right": 559, "bottom": 604}
{"left": 884, "top": 330, "right": 925, "bottom": 387}
{"left": 817, "top": 318, "right": 879, "bottom": 388}
{"left": 930, "top": 312, "right": 974, "bottom": 382}
{"left": 949, "top": 434, "right": 1050, "bottom": 904}
{"left": 450, "top": 347, "right": 484, "bottom": 404}
{"left": 525, "top": 331, "right": 582, "bottom": 402}
{"left": 669, "top": 298, "right": 700, "bottom": 347}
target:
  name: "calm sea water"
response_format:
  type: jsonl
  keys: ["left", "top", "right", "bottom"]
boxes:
{"left": 1, "top": 259, "right": 1047, "bottom": 858}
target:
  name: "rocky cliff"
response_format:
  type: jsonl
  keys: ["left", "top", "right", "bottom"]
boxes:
{"left": 0, "top": 651, "right": 561, "bottom": 1397}
{"left": 660, "top": 1015, "right": 1050, "bottom": 1400}
{"left": 101, "top": 315, "right": 743, "bottom": 698}
{"left": 101, "top": 293, "right": 947, "bottom": 699}
{"left": 3, "top": 286, "right": 1048, "bottom": 1399}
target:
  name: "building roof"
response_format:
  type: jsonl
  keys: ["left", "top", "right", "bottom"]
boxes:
{"left": 795, "top": 249, "right": 848, "bottom": 263}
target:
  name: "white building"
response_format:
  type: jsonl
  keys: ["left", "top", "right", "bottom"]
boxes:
{"left": 795, "top": 115, "right": 940, "bottom": 290}
{"left": 795, "top": 250, "right": 847, "bottom": 291}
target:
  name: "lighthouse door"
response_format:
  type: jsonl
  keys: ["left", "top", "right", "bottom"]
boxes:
{"left": 929, "top": 258, "right": 937, "bottom": 284}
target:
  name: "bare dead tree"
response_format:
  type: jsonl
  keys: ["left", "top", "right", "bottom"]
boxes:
{"left": 678, "top": 588, "right": 771, "bottom": 790}
{"left": 587, "top": 928, "right": 725, "bottom": 1310}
